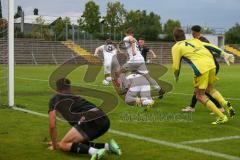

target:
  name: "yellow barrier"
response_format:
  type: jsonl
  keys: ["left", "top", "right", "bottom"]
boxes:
{"left": 224, "top": 45, "right": 240, "bottom": 57}
{"left": 62, "top": 40, "right": 100, "bottom": 63}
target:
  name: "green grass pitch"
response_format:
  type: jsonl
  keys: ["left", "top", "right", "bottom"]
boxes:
{"left": 0, "top": 64, "right": 239, "bottom": 160}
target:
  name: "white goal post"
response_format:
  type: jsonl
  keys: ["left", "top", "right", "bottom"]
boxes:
{"left": 8, "top": 0, "right": 14, "bottom": 107}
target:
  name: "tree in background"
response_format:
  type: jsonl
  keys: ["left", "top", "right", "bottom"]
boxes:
{"left": 225, "top": 23, "right": 240, "bottom": 44}
{"left": 81, "top": 1, "right": 100, "bottom": 34}
{"left": 63, "top": 17, "right": 71, "bottom": 39}
{"left": 32, "top": 16, "right": 45, "bottom": 37}
{"left": 201, "top": 27, "right": 215, "bottom": 34}
{"left": 33, "top": 8, "right": 39, "bottom": 15}
{"left": 0, "top": 0, "right": 2, "bottom": 19}
{"left": 77, "top": 17, "right": 84, "bottom": 30}
{"left": 124, "top": 10, "right": 162, "bottom": 40}
{"left": 51, "top": 17, "right": 71, "bottom": 40}
{"left": 104, "top": 1, "right": 126, "bottom": 36}
{"left": 143, "top": 11, "right": 162, "bottom": 40}
{"left": 0, "top": 19, "right": 7, "bottom": 37}
{"left": 123, "top": 10, "right": 141, "bottom": 35}
{"left": 53, "top": 17, "right": 65, "bottom": 40}
{"left": 63, "top": 17, "right": 71, "bottom": 26}
{"left": 32, "top": 16, "right": 51, "bottom": 39}
{"left": 14, "top": 6, "right": 23, "bottom": 19}
{"left": 163, "top": 19, "right": 181, "bottom": 41}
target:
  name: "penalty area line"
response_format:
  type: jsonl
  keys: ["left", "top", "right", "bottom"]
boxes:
{"left": 11, "top": 106, "right": 240, "bottom": 160}
{"left": 15, "top": 76, "right": 240, "bottom": 101}
{"left": 180, "top": 136, "right": 240, "bottom": 144}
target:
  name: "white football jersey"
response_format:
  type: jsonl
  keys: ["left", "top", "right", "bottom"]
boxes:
{"left": 126, "top": 73, "right": 150, "bottom": 92}
{"left": 99, "top": 44, "right": 117, "bottom": 64}
{"left": 123, "top": 36, "right": 144, "bottom": 63}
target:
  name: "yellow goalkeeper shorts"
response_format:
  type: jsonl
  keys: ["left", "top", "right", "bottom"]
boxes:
{"left": 194, "top": 68, "right": 218, "bottom": 89}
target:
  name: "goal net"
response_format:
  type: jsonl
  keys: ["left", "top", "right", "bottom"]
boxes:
{"left": 0, "top": 0, "right": 9, "bottom": 106}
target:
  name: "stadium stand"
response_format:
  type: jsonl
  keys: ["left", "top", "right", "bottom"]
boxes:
{"left": 0, "top": 38, "right": 78, "bottom": 64}
{"left": 76, "top": 39, "right": 174, "bottom": 64}
{"left": 0, "top": 38, "right": 8, "bottom": 64}
{"left": 144, "top": 42, "right": 174, "bottom": 64}
{"left": 1, "top": 38, "right": 239, "bottom": 65}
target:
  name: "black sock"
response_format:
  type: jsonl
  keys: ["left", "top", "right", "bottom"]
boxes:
{"left": 84, "top": 142, "right": 105, "bottom": 149}
{"left": 190, "top": 94, "right": 197, "bottom": 108}
{"left": 206, "top": 92, "right": 221, "bottom": 109}
{"left": 70, "top": 143, "right": 90, "bottom": 154}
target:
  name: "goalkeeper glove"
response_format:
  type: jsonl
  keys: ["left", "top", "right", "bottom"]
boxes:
{"left": 223, "top": 52, "right": 235, "bottom": 66}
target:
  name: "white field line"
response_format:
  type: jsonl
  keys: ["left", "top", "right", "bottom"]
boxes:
{"left": 12, "top": 106, "right": 64, "bottom": 122}
{"left": 168, "top": 92, "right": 240, "bottom": 101}
{"left": 15, "top": 76, "right": 112, "bottom": 89}
{"left": 11, "top": 106, "right": 240, "bottom": 160}
{"left": 180, "top": 136, "right": 240, "bottom": 144}
{"left": 15, "top": 76, "right": 112, "bottom": 88}
{"left": 15, "top": 76, "right": 240, "bottom": 101}
{"left": 16, "top": 76, "right": 49, "bottom": 82}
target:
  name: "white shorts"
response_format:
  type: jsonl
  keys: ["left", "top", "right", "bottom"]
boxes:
{"left": 104, "top": 64, "right": 111, "bottom": 74}
{"left": 126, "top": 85, "right": 153, "bottom": 106}
{"left": 129, "top": 85, "right": 150, "bottom": 92}
{"left": 122, "top": 62, "right": 149, "bottom": 74}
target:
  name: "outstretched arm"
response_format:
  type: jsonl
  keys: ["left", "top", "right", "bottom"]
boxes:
{"left": 203, "top": 42, "right": 225, "bottom": 57}
{"left": 149, "top": 49, "right": 157, "bottom": 58}
{"left": 203, "top": 42, "right": 235, "bottom": 65}
{"left": 94, "top": 46, "right": 103, "bottom": 56}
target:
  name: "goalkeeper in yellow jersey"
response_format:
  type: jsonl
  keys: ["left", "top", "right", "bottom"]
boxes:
{"left": 171, "top": 28, "right": 236, "bottom": 124}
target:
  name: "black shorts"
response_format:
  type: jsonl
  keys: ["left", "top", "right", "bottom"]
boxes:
{"left": 74, "top": 116, "right": 110, "bottom": 141}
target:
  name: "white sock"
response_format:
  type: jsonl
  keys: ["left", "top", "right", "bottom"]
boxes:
{"left": 106, "top": 77, "right": 112, "bottom": 82}
{"left": 104, "top": 143, "right": 109, "bottom": 150}
{"left": 154, "top": 85, "right": 160, "bottom": 91}
{"left": 142, "top": 99, "right": 153, "bottom": 106}
{"left": 88, "top": 147, "right": 97, "bottom": 156}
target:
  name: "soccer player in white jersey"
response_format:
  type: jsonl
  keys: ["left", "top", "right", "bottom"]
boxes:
{"left": 115, "top": 71, "right": 154, "bottom": 108}
{"left": 125, "top": 73, "right": 154, "bottom": 108}
{"left": 119, "top": 27, "right": 165, "bottom": 98}
{"left": 94, "top": 39, "right": 117, "bottom": 85}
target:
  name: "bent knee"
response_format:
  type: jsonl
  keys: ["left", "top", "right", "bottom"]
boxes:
{"left": 59, "top": 141, "right": 71, "bottom": 152}
{"left": 125, "top": 99, "right": 135, "bottom": 106}
{"left": 206, "top": 84, "right": 214, "bottom": 93}
{"left": 196, "top": 94, "right": 205, "bottom": 102}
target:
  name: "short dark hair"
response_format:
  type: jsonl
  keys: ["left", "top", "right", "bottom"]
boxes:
{"left": 126, "top": 27, "right": 134, "bottom": 34}
{"left": 173, "top": 27, "right": 186, "bottom": 41}
{"left": 56, "top": 78, "right": 71, "bottom": 91}
{"left": 191, "top": 25, "right": 202, "bottom": 32}
{"left": 139, "top": 38, "right": 145, "bottom": 41}
{"left": 105, "top": 39, "right": 112, "bottom": 44}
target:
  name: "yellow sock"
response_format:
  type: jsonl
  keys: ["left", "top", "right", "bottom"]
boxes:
{"left": 210, "top": 89, "right": 228, "bottom": 108}
{"left": 205, "top": 100, "right": 225, "bottom": 118}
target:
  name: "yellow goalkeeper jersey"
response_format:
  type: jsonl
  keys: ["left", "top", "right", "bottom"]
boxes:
{"left": 172, "top": 38, "right": 224, "bottom": 78}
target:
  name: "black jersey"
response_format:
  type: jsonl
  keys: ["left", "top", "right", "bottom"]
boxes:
{"left": 49, "top": 94, "right": 106, "bottom": 125}
{"left": 140, "top": 46, "right": 150, "bottom": 62}
{"left": 199, "top": 36, "right": 210, "bottom": 43}
{"left": 199, "top": 36, "right": 220, "bottom": 74}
